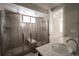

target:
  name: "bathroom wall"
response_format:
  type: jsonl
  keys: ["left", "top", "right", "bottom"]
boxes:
{"left": 49, "top": 7, "right": 64, "bottom": 44}
{"left": 64, "top": 4, "right": 79, "bottom": 41}
{"left": 64, "top": 4, "right": 79, "bottom": 55}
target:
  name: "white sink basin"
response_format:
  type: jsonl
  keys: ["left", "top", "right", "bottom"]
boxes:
{"left": 36, "top": 43, "right": 73, "bottom": 56}
{"left": 52, "top": 44, "right": 72, "bottom": 55}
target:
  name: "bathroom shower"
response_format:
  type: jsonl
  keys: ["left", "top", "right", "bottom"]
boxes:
{"left": 0, "top": 10, "right": 49, "bottom": 56}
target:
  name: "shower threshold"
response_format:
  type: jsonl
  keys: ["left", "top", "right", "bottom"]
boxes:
{"left": 4, "top": 45, "right": 32, "bottom": 56}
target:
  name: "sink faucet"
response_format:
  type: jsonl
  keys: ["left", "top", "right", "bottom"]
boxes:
{"left": 66, "top": 39, "right": 78, "bottom": 55}
{"left": 66, "top": 39, "right": 77, "bottom": 45}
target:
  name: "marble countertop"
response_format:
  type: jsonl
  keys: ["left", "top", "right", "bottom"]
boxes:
{"left": 36, "top": 43, "right": 72, "bottom": 56}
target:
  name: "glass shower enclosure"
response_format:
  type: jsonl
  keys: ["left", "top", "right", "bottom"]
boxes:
{"left": 0, "top": 10, "right": 49, "bottom": 56}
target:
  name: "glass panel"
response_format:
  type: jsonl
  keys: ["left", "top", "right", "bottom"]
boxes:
{"left": 60, "top": 22, "right": 63, "bottom": 33}
{"left": 4, "top": 13, "right": 23, "bottom": 55}
{"left": 31, "top": 17, "right": 36, "bottom": 23}
{"left": 23, "top": 16, "right": 30, "bottom": 23}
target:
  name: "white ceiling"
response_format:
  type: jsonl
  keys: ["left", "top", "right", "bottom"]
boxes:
{"left": 33, "top": 3, "right": 61, "bottom": 10}
{"left": 15, "top": 3, "right": 62, "bottom": 14}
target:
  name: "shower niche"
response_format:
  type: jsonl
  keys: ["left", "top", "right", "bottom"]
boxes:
{"left": 0, "top": 10, "right": 49, "bottom": 56}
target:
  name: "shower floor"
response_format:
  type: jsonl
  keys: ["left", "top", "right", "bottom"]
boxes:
{"left": 5, "top": 45, "right": 33, "bottom": 56}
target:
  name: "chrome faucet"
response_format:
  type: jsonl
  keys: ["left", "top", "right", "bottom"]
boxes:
{"left": 66, "top": 39, "right": 77, "bottom": 45}
{"left": 66, "top": 39, "right": 78, "bottom": 55}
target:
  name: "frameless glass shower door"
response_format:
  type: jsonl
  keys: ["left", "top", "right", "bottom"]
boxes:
{"left": 3, "top": 10, "right": 23, "bottom": 55}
